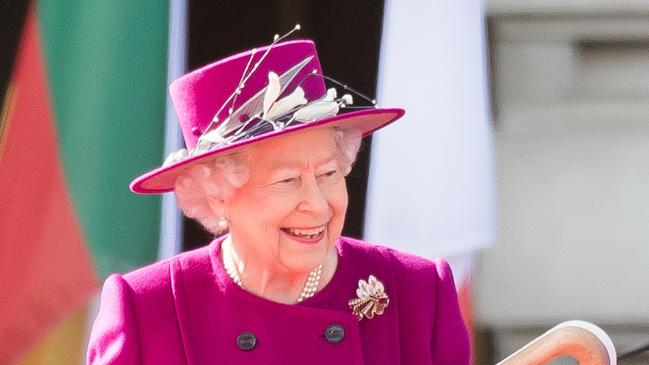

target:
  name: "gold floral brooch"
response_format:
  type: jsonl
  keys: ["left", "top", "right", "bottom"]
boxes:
{"left": 348, "top": 275, "right": 389, "bottom": 321}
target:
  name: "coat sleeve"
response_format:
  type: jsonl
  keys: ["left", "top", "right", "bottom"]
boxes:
{"left": 86, "top": 274, "right": 140, "bottom": 364}
{"left": 430, "top": 258, "right": 471, "bottom": 365}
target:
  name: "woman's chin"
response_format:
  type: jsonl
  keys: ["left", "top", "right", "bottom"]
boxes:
{"left": 279, "top": 230, "right": 331, "bottom": 269}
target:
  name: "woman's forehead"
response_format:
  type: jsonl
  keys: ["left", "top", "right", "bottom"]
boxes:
{"left": 264, "top": 152, "right": 338, "bottom": 170}
{"left": 250, "top": 128, "right": 339, "bottom": 169}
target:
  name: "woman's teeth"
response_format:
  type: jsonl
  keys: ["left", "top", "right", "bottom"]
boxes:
{"left": 284, "top": 227, "right": 325, "bottom": 239}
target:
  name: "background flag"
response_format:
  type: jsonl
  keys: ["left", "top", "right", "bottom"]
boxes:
{"left": 38, "top": 0, "right": 169, "bottom": 277}
{"left": 0, "top": 10, "right": 96, "bottom": 364}
{"left": 367, "top": 0, "right": 494, "bottom": 359}
{"left": 1, "top": 1, "right": 169, "bottom": 363}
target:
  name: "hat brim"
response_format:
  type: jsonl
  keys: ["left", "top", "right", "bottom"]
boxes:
{"left": 130, "top": 107, "right": 405, "bottom": 194}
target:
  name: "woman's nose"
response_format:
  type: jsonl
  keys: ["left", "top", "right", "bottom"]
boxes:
{"left": 297, "top": 176, "right": 328, "bottom": 215}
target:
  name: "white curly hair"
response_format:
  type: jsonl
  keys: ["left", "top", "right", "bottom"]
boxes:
{"left": 174, "top": 127, "right": 363, "bottom": 234}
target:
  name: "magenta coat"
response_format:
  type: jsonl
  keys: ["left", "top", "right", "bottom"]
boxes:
{"left": 87, "top": 236, "right": 470, "bottom": 364}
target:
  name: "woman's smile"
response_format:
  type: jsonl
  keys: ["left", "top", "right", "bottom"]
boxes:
{"left": 280, "top": 225, "right": 327, "bottom": 244}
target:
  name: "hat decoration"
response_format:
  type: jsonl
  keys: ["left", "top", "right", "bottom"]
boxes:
{"left": 162, "top": 24, "right": 370, "bottom": 168}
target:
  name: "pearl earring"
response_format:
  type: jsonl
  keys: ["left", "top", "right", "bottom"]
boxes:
{"left": 217, "top": 216, "right": 228, "bottom": 230}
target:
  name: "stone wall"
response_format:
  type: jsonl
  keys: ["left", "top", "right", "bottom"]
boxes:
{"left": 477, "top": 3, "right": 649, "bottom": 363}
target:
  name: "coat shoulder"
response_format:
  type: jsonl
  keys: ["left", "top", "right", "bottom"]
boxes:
{"left": 339, "top": 237, "right": 469, "bottom": 364}
{"left": 121, "top": 242, "right": 213, "bottom": 296}
{"left": 338, "top": 236, "right": 455, "bottom": 289}
{"left": 88, "top": 244, "right": 216, "bottom": 364}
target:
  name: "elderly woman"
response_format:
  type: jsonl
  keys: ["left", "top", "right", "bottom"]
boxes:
{"left": 87, "top": 34, "right": 470, "bottom": 364}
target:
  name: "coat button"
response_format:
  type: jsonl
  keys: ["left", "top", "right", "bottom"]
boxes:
{"left": 236, "top": 332, "right": 257, "bottom": 351}
{"left": 325, "top": 324, "right": 345, "bottom": 344}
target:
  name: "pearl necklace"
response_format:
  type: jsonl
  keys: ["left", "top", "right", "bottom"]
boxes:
{"left": 221, "top": 238, "right": 323, "bottom": 303}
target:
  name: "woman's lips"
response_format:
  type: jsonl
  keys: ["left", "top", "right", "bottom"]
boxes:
{"left": 281, "top": 226, "right": 326, "bottom": 244}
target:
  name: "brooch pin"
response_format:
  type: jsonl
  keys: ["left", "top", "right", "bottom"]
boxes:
{"left": 348, "top": 275, "right": 389, "bottom": 321}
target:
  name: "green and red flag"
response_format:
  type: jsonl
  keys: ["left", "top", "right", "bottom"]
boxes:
{"left": 1, "top": 2, "right": 169, "bottom": 363}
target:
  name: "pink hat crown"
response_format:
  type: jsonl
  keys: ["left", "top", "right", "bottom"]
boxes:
{"left": 169, "top": 39, "right": 326, "bottom": 151}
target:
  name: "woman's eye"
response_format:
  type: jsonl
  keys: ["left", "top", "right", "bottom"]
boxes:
{"left": 320, "top": 170, "right": 338, "bottom": 178}
{"left": 276, "top": 177, "right": 297, "bottom": 184}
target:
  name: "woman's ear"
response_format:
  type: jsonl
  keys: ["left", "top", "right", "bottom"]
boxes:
{"left": 207, "top": 195, "right": 231, "bottom": 232}
{"left": 207, "top": 195, "right": 227, "bottom": 217}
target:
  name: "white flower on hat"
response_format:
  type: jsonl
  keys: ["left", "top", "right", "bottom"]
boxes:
{"left": 265, "top": 86, "right": 307, "bottom": 121}
{"left": 293, "top": 88, "right": 340, "bottom": 122}
{"left": 262, "top": 72, "right": 282, "bottom": 118}
{"left": 199, "top": 128, "right": 228, "bottom": 145}
{"left": 192, "top": 128, "right": 230, "bottom": 156}
{"left": 163, "top": 148, "right": 188, "bottom": 167}
{"left": 341, "top": 94, "right": 353, "bottom": 106}
{"left": 262, "top": 72, "right": 307, "bottom": 122}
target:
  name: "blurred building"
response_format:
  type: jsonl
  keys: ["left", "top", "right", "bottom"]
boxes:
{"left": 477, "top": 0, "right": 649, "bottom": 363}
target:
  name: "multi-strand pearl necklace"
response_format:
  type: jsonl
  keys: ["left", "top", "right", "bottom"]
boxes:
{"left": 221, "top": 238, "right": 323, "bottom": 303}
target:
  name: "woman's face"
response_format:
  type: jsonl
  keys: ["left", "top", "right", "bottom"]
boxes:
{"left": 223, "top": 128, "right": 348, "bottom": 273}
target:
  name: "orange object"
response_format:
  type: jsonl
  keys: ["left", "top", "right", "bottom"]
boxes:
{"left": 457, "top": 272, "right": 476, "bottom": 364}
{"left": 0, "top": 10, "right": 98, "bottom": 364}
{"left": 497, "top": 321, "right": 616, "bottom": 365}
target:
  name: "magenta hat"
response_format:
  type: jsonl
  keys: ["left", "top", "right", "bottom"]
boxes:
{"left": 130, "top": 39, "right": 405, "bottom": 194}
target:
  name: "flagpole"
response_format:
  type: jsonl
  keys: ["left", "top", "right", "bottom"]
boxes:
{"left": 159, "top": 0, "right": 188, "bottom": 259}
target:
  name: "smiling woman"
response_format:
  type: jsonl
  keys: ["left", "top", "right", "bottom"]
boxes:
{"left": 177, "top": 127, "right": 360, "bottom": 304}
{"left": 87, "top": 35, "right": 470, "bottom": 364}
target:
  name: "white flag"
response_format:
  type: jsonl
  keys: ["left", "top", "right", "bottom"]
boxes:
{"left": 366, "top": 0, "right": 494, "bottom": 275}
